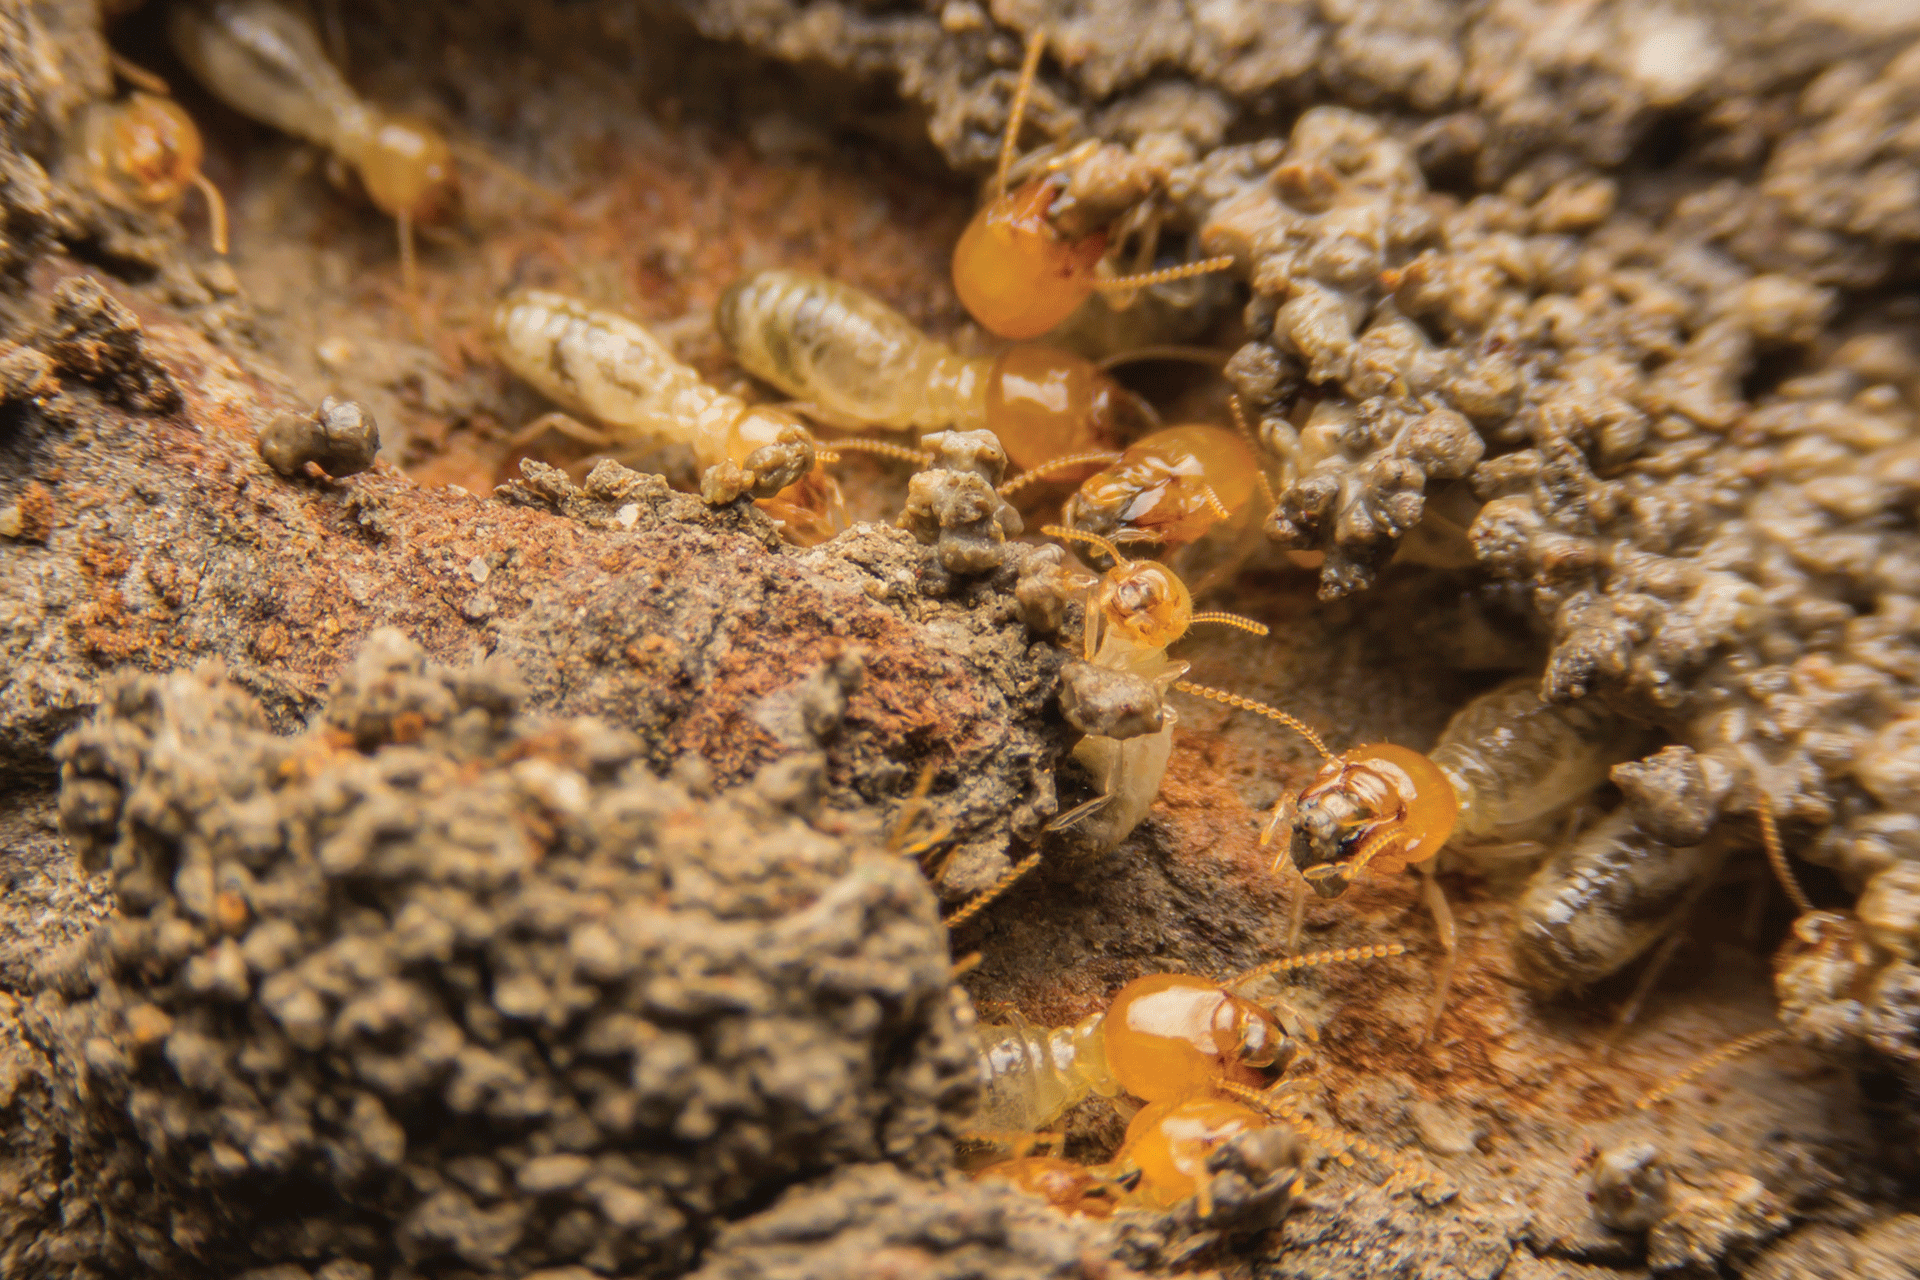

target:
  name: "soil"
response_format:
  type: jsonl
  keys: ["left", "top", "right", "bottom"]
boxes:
{"left": 1, "top": 0, "right": 1918, "bottom": 1277}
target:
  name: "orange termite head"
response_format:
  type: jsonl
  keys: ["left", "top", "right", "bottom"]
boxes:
{"left": 356, "top": 113, "right": 460, "bottom": 224}
{"left": 1289, "top": 744, "right": 1457, "bottom": 897}
{"left": 1120, "top": 1096, "right": 1272, "bottom": 1209}
{"left": 952, "top": 177, "right": 1107, "bottom": 340}
{"left": 983, "top": 344, "right": 1146, "bottom": 473}
{"left": 1102, "top": 973, "right": 1293, "bottom": 1103}
{"left": 106, "top": 93, "right": 205, "bottom": 207}
{"left": 1094, "top": 558, "right": 1192, "bottom": 651}
{"left": 1062, "top": 424, "right": 1259, "bottom": 550}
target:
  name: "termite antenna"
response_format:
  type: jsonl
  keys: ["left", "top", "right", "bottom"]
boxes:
{"left": 1758, "top": 793, "right": 1814, "bottom": 916}
{"left": 1188, "top": 611, "right": 1269, "bottom": 637}
{"left": 110, "top": 52, "right": 171, "bottom": 95}
{"left": 1229, "top": 395, "right": 1278, "bottom": 509}
{"left": 888, "top": 761, "right": 951, "bottom": 860}
{"left": 1042, "top": 523, "right": 1130, "bottom": 568}
{"left": 996, "top": 450, "right": 1123, "bottom": 498}
{"left": 396, "top": 210, "right": 417, "bottom": 294}
{"left": 1228, "top": 942, "right": 1408, "bottom": 987}
{"left": 820, "top": 438, "right": 934, "bottom": 467}
{"left": 450, "top": 138, "right": 568, "bottom": 209}
{"left": 1633, "top": 1028, "right": 1789, "bottom": 1110}
{"left": 995, "top": 29, "right": 1047, "bottom": 200}
{"left": 1171, "top": 681, "right": 1332, "bottom": 760}
{"left": 945, "top": 850, "right": 1045, "bottom": 929}
{"left": 192, "top": 173, "right": 229, "bottom": 255}
{"left": 1093, "top": 256, "right": 1236, "bottom": 293}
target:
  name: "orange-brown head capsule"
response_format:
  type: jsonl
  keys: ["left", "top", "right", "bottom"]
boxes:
{"left": 1092, "top": 560, "right": 1193, "bottom": 652}
{"left": 355, "top": 113, "right": 460, "bottom": 224}
{"left": 1102, "top": 973, "right": 1291, "bottom": 1103}
{"left": 973, "top": 1156, "right": 1118, "bottom": 1217}
{"left": 1289, "top": 744, "right": 1458, "bottom": 897}
{"left": 953, "top": 179, "right": 1107, "bottom": 340}
{"left": 983, "top": 343, "right": 1142, "bottom": 472}
{"left": 109, "top": 93, "right": 204, "bottom": 206}
{"left": 1119, "top": 1096, "right": 1269, "bottom": 1208}
{"left": 1064, "top": 424, "right": 1259, "bottom": 550}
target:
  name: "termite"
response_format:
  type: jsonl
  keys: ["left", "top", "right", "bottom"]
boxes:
{"left": 1636, "top": 796, "right": 1916, "bottom": 1111}
{"left": 1179, "top": 676, "right": 1641, "bottom": 1033}
{"left": 1041, "top": 422, "right": 1268, "bottom": 555}
{"left": 168, "top": 0, "right": 459, "bottom": 289}
{"left": 489, "top": 289, "right": 818, "bottom": 514}
{"left": 714, "top": 268, "right": 1148, "bottom": 473}
{"left": 1044, "top": 526, "right": 1267, "bottom": 853}
{"left": 950, "top": 30, "right": 1234, "bottom": 340}
{"left": 974, "top": 949, "right": 1400, "bottom": 1135}
{"left": 970, "top": 946, "right": 1437, "bottom": 1216}
{"left": 63, "top": 89, "right": 230, "bottom": 254}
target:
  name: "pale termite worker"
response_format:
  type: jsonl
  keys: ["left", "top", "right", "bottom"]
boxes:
{"left": 489, "top": 290, "right": 822, "bottom": 525}
{"left": 169, "top": 0, "right": 459, "bottom": 288}
{"left": 714, "top": 268, "right": 1149, "bottom": 474}
{"left": 1180, "top": 676, "right": 1642, "bottom": 1030}
{"left": 1043, "top": 525, "right": 1267, "bottom": 852}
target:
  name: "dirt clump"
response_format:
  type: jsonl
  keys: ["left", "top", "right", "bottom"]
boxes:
{"left": 10, "top": 632, "right": 975, "bottom": 1277}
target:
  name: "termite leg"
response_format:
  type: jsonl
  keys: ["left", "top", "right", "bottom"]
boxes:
{"left": 1418, "top": 861, "right": 1456, "bottom": 1044}
{"left": 945, "top": 850, "right": 1045, "bottom": 929}
{"left": 397, "top": 209, "right": 417, "bottom": 294}
{"left": 192, "top": 173, "right": 230, "bottom": 254}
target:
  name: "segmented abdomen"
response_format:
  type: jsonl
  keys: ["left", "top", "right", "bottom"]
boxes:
{"left": 491, "top": 290, "right": 738, "bottom": 466}
{"left": 1429, "top": 678, "right": 1638, "bottom": 837}
{"left": 1510, "top": 808, "right": 1722, "bottom": 993}
{"left": 169, "top": 0, "right": 366, "bottom": 153}
{"left": 974, "top": 1012, "right": 1112, "bottom": 1133}
{"left": 716, "top": 270, "right": 986, "bottom": 431}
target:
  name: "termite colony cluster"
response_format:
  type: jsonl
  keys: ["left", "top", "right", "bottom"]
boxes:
{"left": 9, "top": 0, "right": 1920, "bottom": 1275}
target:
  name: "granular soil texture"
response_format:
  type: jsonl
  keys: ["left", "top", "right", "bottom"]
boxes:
{"left": 4, "top": 0, "right": 1920, "bottom": 1277}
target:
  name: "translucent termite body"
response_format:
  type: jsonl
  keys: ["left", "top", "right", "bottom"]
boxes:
{"left": 973, "top": 973, "right": 1291, "bottom": 1134}
{"left": 714, "top": 269, "right": 1143, "bottom": 473}
{"left": 490, "top": 290, "right": 816, "bottom": 506}
{"left": 1508, "top": 807, "right": 1724, "bottom": 995}
{"left": 169, "top": 0, "right": 458, "bottom": 281}
{"left": 1428, "top": 679, "right": 1638, "bottom": 845}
